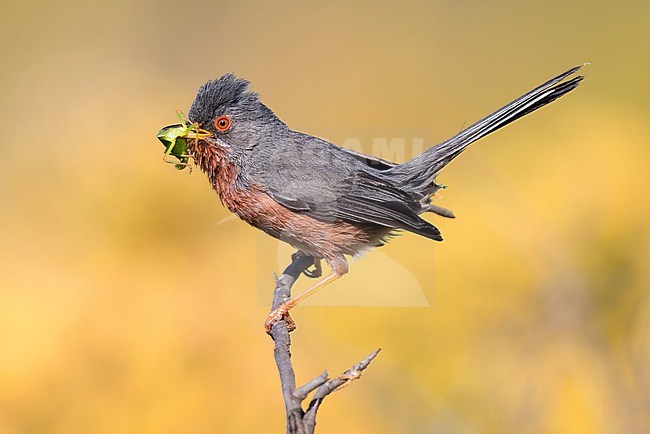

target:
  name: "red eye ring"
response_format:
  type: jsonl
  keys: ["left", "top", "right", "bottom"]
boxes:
{"left": 214, "top": 115, "right": 232, "bottom": 132}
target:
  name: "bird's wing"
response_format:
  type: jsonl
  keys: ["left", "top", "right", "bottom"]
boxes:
{"left": 253, "top": 136, "right": 442, "bottom": 241}
{"left": 337, "top": 147, "right": 396, "bottom": 170}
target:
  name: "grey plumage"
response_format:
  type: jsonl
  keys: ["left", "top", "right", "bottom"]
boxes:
{"left": 187, "top": 65, "right": 585, "bottom": 242}
{"left": 388, "top": 65, "right": 585, "bottom": 192}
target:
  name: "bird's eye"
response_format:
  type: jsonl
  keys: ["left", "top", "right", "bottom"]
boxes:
{"left": 214, "top": 115, "right": 232, "bottom": 132}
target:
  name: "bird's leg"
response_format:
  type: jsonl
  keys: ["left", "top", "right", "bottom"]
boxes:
{"left": 265, "top": 272, "right": 343, "bottom": 334}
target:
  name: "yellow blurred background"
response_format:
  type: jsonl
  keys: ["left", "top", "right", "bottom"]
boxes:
{"left": 1, "top": 0, "right": 649, "bottom": 433}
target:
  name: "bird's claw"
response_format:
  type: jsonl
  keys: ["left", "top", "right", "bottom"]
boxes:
{"left": 303, "top": 258, "right": 323, "bottom": 279}
{"left": 291, "top": 252, "right": 322, "bottom": 278}
{"left": 302, "top": 266, "right": 322, "bottom": 279}
{"left": 265, "top": 303, "right": 296, "bottom": 335}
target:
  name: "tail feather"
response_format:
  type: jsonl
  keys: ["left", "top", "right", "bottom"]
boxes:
{"left": 390, "top": 64, "right": 585, "bottom": 192}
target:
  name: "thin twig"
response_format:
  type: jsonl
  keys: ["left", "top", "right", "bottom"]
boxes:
{"left": 293, "top": 371, "right": 329, "bottom": 401}
{"left": 303, "top": 349, "right": 381, "bottom": 430}
{"left": 267, "top": 254, "right": 381, "bottom": 434}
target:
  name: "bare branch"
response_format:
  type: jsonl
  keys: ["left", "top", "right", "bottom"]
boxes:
{"left": 294, "top": 371, "right": 329, "bottom": 401}
{"left": 317, "top": 347, "right": 381, "bottom": 398}
{"left": 303, "top": 349, "right": 381, "bottom": 429}
{"left": 267, "top": 254, "right": 381, "bottom": 434}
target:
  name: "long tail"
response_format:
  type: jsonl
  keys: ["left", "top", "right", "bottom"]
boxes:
{"left": 389, "top": 64, "right": 585, "bottom": 193}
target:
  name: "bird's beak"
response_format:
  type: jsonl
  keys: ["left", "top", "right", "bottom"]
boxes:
{"left": 181, "top": 126, "right": 213, "bottom": 140}
{"left": 156, "top": 123, "right": 212, "bottom": 142}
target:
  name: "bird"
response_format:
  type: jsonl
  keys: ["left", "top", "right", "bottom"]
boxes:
{"left": 158, "top": 64, "right": 584, "bottom": 331}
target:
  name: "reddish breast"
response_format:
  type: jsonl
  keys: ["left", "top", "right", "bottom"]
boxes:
{"left": 190, "top": 140, "right": 390, "bottom": 264}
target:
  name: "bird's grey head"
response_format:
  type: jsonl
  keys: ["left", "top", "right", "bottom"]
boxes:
{"left": 187, "top": 74, "right": 286, "bottom": 155}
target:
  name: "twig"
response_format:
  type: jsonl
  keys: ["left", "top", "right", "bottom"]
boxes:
{"left": 268, "top": 254, "right": 381, "bottom": 434}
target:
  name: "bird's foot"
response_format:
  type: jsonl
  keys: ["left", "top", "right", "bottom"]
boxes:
{"left": 291, "top": 251, "right": 308, "bottom": 262}
{"left": 303, "top": 258, "right": 322, "bottom": 279}
{"left": 291, "top": 252, "right": 323, "bottom": 279}
{"left": 265, "top": 303, "right": 296, "bottom": 335}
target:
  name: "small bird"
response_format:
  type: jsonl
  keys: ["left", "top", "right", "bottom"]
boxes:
{"left": 159, "top": 65, "right": 584, "bottom": 331}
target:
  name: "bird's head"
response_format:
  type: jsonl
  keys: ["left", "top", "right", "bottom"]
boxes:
{"left": 188, "top": 74, "right": 285, "bottom": 156}
{"left": 157, "top": 73, "right": 287, "bottom": 174}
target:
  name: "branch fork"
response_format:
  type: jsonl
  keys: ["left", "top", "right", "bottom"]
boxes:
{"left": 267, "top": 254, "right": 380, "bottom": 434}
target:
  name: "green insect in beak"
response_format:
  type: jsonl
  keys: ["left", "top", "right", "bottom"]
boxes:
{"left": 157, "top": 110, "right": 211, "bottom": 170}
